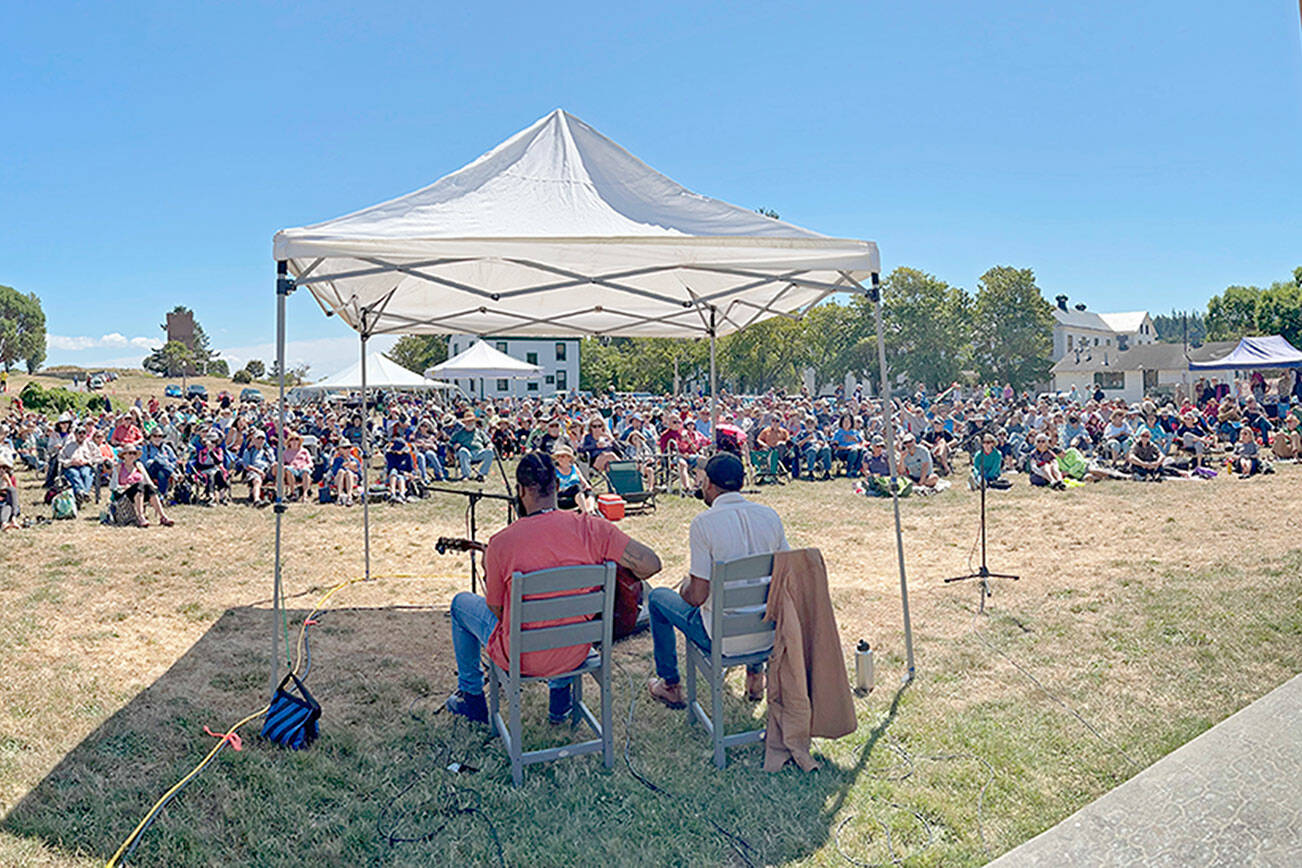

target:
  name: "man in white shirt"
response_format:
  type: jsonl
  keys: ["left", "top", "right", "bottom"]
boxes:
{"left": 646, "top": 453, "right": 789, "bottom": 708}
{"left": 59, "top": 424, "right": 101, "bottom": 501}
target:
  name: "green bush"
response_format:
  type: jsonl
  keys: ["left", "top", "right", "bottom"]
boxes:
{"left": 232, "top": 368, "right": 253, "bottom": 384}
{"left": 86, "top": 394, "right": 107, "bottom": 413}
{"left": 19, "top": 381, "right": 47, "bottom": 409}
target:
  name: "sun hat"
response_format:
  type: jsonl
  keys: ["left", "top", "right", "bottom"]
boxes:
{"left": 0, "top": 450, "right": 14, "bottom": 468}
{"left": 206, "top": 430, "right": 222, "bottom": 441}
{"left": 552, "top": 442, "right": 575, "bottom": 457}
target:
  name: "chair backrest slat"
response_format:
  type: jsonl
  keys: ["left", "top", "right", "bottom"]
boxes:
{"left": 722, "top": 609, "right": 771, "bottom": 638}
{"left": 514, "top": 565, "right": 606, "bottom": 596}
{"left": 713, "top": 553, "right": 775, "bottom": 583}
{"left": 718, "top": 580, "right": 769, "bottom": 609}
{"left": 518, "top": 619, "right": 604, "bottom": 653}
{"left": 520, "top": 589, "right": 606, "bottom": 622}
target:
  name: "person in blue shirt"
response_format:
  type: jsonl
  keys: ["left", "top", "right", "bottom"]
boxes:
{"left": 237, "top": 429, "right": 274, "bottom": 504}
{"left": 971, "top": 433, "right": 1010, "bottom": 489}
{"left": 141, "top": 429, "right": 179, "bottom": 500}
{"left": 830, "top": 414, "right": 864, "bottom": 477}
{"left": 385, "top": 436, "right": 415, "bottom": 503}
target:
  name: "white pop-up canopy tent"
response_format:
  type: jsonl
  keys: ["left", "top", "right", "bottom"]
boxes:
{"left": 425, "top": 341, "right": 542, "bottom": 397}
{"left": 302, "top": 352, "right": 458, "bottom": 392}
{"left": 268, "top": 110, "right": 913, "bottom": 690}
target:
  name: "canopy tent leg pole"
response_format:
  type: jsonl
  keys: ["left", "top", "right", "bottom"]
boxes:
{"left": 709, "top": 305, "right": 718, "bottom": 451}
{"left": 270, "top": 262, "right": 291, "bottom": 696}
{"left": 871, "top": 272, "right": 915, "bottom": 682}
{"left": 360, "top": 330, "right": 371, "bottom": 581}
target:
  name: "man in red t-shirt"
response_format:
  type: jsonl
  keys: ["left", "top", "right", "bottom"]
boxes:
{"left": 445, "top": 452, "right": 662, "bottom": 724}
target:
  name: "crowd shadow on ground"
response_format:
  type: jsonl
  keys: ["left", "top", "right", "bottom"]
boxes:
{"left": 3, "top": 603, "right": 899, "bottom": 866}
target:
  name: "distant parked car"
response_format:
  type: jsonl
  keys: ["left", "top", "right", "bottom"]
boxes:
{"left": 186, "top": 384, "right": 208, "bottom": 400}
{"left": 88, "top": 375, "right": 105, "bottom": 390}
{"left": 164, "top": 384, "right": 183, "bottom": 398}
{"left": 240, "top": 387, "right": 264, "bottom": 404}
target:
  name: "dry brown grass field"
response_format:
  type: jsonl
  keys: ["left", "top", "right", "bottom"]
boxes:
{"left": 0, "top": 450, "right": 1299, "bottom": 866}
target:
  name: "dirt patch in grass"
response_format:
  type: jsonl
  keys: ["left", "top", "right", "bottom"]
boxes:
{"left": 0, "top": 462, "right": 1299, "bottom": 865}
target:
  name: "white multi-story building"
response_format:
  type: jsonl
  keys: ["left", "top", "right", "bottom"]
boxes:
{"left": 1051, "top": 295, "right": 1156, "bottom": 362}
{"left": 446, "top": 335, "right": 580, "bottom": 398}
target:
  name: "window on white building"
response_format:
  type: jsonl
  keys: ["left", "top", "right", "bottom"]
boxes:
{"left": 556, "top": 370, "right": 567, "bottom": 391}
{"left": 496, "top": 379, "right": 508, "bottom": 391}
{"left": 527, "top": 382, "right": 539, "bottom": 392}
{"left": 526, "top": 351, "right": 538, "bottom": 365}
{"left": 495, "top": 341, "right": 508, "bottom": 354}
{"left": 1094, "top": 372, "right": 1124, "bottom": 389}
{"left": 555, "top": 342, "right": 567, "bottom": 361}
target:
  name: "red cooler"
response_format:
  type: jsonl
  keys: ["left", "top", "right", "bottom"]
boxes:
{"left": 597, "top": 493, "right": 625, "bottom": 521}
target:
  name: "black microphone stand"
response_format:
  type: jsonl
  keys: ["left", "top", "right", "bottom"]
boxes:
{"left": 943, "top": 460, "right": 1018, "bottom": 613}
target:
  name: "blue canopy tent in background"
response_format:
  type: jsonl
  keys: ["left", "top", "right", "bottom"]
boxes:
{"left": 1189, "top": 335, "right": 1302, "bottom": 370}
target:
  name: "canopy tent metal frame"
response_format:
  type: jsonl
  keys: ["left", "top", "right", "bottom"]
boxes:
{"left": 270, "top": 263, "right": 915, "bottom": 696}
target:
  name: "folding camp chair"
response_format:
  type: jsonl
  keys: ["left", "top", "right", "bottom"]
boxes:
{"left": 685, "top": 553, "right": 775, "bottom": 768}
{"left": 488, "top": 561, "right": 616, "bottom": 787}
{"left": 604, "top": 460, "right": 656, "bottom": 513}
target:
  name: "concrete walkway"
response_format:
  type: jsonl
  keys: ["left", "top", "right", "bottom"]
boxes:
{"left": 990, "top": 673, "right": 1302, "bottom": 867}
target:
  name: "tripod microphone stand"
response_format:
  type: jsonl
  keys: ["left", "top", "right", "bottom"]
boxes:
{"left": 943, "top": 468, "right": 1018, "bottom": 613}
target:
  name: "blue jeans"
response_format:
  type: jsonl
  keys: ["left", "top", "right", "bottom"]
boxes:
{"left": 146, "top": 461, "right": 173, "bottom": 497}
{"left": 457, "top": 446, "right": 495, "bottom": 478}
{"left": 834, "top": 448, "right": 863, "bottom": 476}
{"left": 802, "top": 445, "right": 832, "bottom": 476}
{"left": 63, "top": 465, "right": 93, "bottom": 497}
{"left": 449, "top": 592, "right": 571, "bottom": 695}
{"left": 416, "top": 450, "right": 445, "bottom": 482}
{"left": 648, "top": 587, "right": 761, "bottom": 684}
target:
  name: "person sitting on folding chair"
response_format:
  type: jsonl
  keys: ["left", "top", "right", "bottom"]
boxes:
{"left": 444, "top": 452, "right": 663, "bottom": 725}
{"left": 646, "top": 452, "right": 789, "bottom": 709}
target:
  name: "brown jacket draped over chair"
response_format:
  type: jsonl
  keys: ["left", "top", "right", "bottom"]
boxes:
{"left": 762, "top": 547, "right": 857, "bottom": 771}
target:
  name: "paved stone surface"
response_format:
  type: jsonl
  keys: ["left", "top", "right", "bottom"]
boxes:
{"left": 989, "top": 673, "right": 1302, "bottom": 867}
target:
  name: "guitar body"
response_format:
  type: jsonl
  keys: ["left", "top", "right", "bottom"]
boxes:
{"left": 437, "top": 536, "right": 644, "bottom": 639}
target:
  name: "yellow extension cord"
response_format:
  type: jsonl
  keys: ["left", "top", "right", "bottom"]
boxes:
{"left": 104, "top": 572, "right": 461, "bottom": 867}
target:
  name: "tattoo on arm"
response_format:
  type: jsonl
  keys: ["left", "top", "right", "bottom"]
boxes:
{"left": 618, "top": 539, "right": 662, "bottom": 580}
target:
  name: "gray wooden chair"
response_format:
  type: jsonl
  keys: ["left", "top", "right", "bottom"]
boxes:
{"left": 685, "top": 553, "right": 776, "bottom": 768}
{"left": 488, "top": 561, "right": 616, "bottom": 786}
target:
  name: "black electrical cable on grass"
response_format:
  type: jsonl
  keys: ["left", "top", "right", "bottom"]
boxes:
{"left": 373, "top": 727, "right": 506, "bottom": 866}
{"left": 613, "top": 658, "right": 759, "bottom": 868}
{"left": 119, "top": 742, "right": 232, "bottom": 865}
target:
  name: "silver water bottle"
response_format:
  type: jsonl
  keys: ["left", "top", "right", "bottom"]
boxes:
{"left": 854, "top": 639, "right": 874, "bottom": 693}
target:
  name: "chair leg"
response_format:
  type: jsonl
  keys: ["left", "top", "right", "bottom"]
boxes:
{"left": 488, "top": 665, "right": 500, "bottom": 735}
{"left": 571, "top": 676, "right": 583, "bottom": 728}
{"left": 711, "top": 666, "right": 726, "bottom": 769}
{"left": 600, "top": 664, "right": 613, "bottom": 769}
{"left": 685, "top": 645, "right": 698, "bottom": 726}
{"left": 509, "top": 677, "right": 523, "bottom": 787}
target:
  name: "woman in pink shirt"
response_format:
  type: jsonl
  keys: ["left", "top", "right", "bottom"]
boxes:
{"left": 112, "top": 443, "right": 173, "bottom": 527}
{"left": 279, "top": 432, "right": 314, "bottom": 501}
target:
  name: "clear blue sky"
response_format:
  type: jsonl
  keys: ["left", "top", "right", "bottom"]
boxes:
{"left": 3, "top": 0, "right": 1300, "bottom": 374}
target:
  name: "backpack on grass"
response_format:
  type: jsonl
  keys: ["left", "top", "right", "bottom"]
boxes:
{"left": 51, "top": 489, "right": 77, "bottom": 520}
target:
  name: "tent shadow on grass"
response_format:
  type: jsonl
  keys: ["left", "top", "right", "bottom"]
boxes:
{"left": 3, "top": 604, "right": 886, "bottom": 866}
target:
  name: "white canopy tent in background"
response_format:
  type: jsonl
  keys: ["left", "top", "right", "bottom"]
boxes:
{"left": 269, "top": 109, "right": 913, "bottom": 693}
{"left": 425, "top": 340, "right": 543, "bottom": 397}
{"left": 301, "top": 351, "right": 459, "bottom": 392}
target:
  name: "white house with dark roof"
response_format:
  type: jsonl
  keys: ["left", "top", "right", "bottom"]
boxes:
{"left": 1050, "top": 340, "right": 1237, "bottom": 403}
{"left": 1051, "top": 295, "right": 1156, "bottom": 362}
{"left": 445, "top": 334, "right": 579, "bottom": 398}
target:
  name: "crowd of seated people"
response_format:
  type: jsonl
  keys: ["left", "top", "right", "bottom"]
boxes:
{"left": 0, "top": 366, "right": 1299, "bottom": 531}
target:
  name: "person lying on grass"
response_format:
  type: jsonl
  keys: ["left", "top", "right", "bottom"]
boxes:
{"left": 444, "top": 451, "right": 662, "bottom": 725}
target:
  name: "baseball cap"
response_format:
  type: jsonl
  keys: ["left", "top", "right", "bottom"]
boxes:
{"left": 704, "top": 453, "right": 744, "bottom": 491}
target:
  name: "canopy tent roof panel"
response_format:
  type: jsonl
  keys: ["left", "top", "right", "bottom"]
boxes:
{"left": 274, "top": 110, "right": 878, "bottom": 338}
{"left": 298, "top": 351, "right": 455, "bottom": 391}
{"left": 426, "top": 340, "right": 543, "bottom": 380}
{"left": 1189, "top": 335, "right": 1302, "bottom": 370}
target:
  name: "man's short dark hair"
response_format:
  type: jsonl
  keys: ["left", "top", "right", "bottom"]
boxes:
{"left": 517, "top": 451, "right": 556, "bottom": 496}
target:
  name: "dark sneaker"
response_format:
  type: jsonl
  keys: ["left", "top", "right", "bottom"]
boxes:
{"left": 444, "top": 690, "right": 488, "bottom": 724}
{"left": 548, "top": 685, "right": 573, "bottom": 724}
